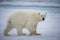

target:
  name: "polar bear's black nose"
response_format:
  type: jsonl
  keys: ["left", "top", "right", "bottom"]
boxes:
{"left": 42, "top": 18, "right": 45, "bottom": 20}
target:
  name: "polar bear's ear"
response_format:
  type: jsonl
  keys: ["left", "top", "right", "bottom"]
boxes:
{"left": 38, "top": 13, "right": 40, "bottom": 15}
{"left": 32, "top": 12, "right": 36, "bottom": 16}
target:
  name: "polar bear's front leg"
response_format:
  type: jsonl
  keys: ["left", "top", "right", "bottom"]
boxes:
{"left": 26, "top": 21, "right": 36, "bottom": 35}
{"left": 30, "top": 27, "right": 41, "bottom": 35}
{"left": 29, "top": 28, "right": 36, "bottom": 35}
{"left": 26, "top": 21, "right": 41, "bottom": 35}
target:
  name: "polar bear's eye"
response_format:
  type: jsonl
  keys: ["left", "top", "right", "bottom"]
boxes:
{"left": 41, "top": 15, "right": 43, "bottom": 17}
{"left": 38, "top": 13, "right": 40, "bottom": 15}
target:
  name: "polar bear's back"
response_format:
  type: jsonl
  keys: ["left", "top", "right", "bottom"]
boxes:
{"left": 12, "top": 11, "right": 33, "bottom": 17}
{"left": 8, "top": 11, "right": 34, "bottom": 27}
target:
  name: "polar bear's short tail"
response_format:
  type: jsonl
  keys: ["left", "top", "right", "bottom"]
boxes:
{"left": 7, "top": 17, "right": 12, "bottom": 25}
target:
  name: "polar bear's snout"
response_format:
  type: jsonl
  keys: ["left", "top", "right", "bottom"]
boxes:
{"left": 41, "top": 13, "right": 47, "bottom": 21}
{"left": 42, "top": 18, "right": 45, "bottom": 21}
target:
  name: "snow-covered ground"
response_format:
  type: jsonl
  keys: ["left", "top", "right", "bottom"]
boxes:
{"left": 0, "top": 8, "right": 60, "bottom": 40}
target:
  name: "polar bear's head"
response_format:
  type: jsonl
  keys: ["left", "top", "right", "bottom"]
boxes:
{"left": 37, "top": 12, "right": 47, "bottom": 21}
{"left": 33, "top": 12, "right": 47, "bottom": 22}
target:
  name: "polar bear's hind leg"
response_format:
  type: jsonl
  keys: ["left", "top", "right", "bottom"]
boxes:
{"left": 4, "top": 19, "right": 13, "bottom": 36}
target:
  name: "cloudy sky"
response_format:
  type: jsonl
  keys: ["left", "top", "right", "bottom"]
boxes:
{"left": 0, "top": 0, "right": 60, "bottom": 3}
{"left": 0, "top": 0, "right": 60, "bottom": 8}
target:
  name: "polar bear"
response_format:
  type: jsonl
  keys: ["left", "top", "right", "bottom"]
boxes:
{"left": 4, "top": 11, "right": 47, "bottom": 36}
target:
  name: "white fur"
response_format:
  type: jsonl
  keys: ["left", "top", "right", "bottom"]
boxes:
{"left": 4, "top": 11, "right": 47, "bottom": 36}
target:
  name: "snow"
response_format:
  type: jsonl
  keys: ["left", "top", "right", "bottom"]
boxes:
{"left": 0, "top": 9, "right": 60, "bottom": 40}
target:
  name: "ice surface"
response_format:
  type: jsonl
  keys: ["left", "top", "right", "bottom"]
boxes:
{"left": 0, "top": 9, "right": 60, "bottom": 40}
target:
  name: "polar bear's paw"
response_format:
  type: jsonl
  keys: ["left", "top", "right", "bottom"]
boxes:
{"left": 4, "top": 33, "right": 10, "bottom": 36}
{"left": 35, "top": 33, "right": 41, "bottom": 35}
{"left": 30, "top": 33, "right": 41, "bottom": 35}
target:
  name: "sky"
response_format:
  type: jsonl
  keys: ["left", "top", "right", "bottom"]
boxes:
{"left": 0, "top": 0, "right": 60, "bottom": 2}
{"left": 0, "top": 0, "right": 60, "bottom": 4}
